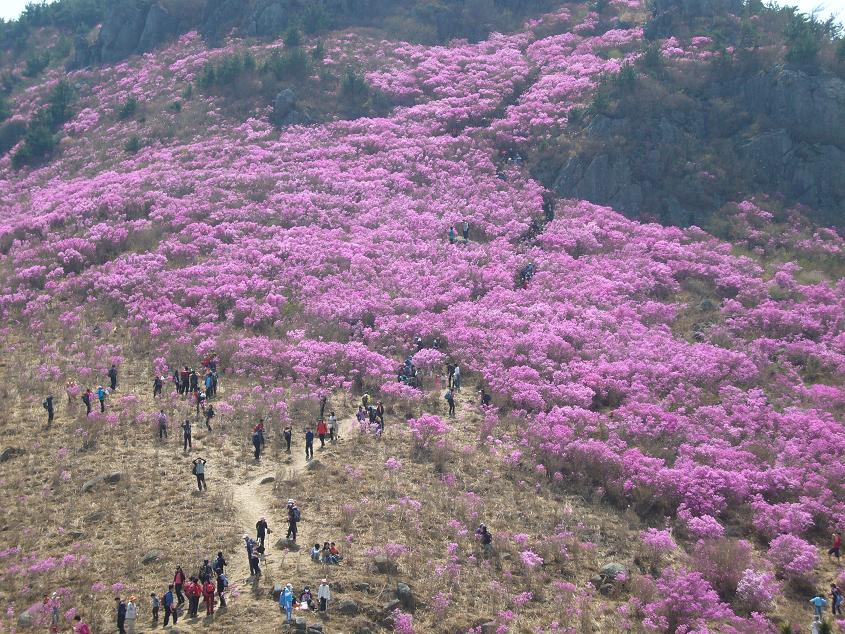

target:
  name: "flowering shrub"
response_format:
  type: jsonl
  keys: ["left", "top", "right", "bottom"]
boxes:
{"left": 639, "top": 568, "right": 731, "bottom": 632}
{"left": 407, "top": 415, "right": 451, "bottom": 453}
{"left": 768, "top": 534, "right": 818, "bottom": 582}
{"left": 735, "top": 569, "right": 779, "bottom": 613}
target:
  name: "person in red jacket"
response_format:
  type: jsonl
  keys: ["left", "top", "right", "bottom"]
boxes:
{"left": 186, "top": 577, "right": 202, "bottom": 617}
{"left": 173, "top": 566, "right": 186, "bottom": 605}
{"left": 316, "top": 418, "right": 328, "bottom": 448}
{"left": 203, "top": 580, "right": 216, "bottom": 615}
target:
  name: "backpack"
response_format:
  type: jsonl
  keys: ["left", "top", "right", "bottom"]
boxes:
{"left": 43, "top": 400, "right": 49, "bottom": 410}
{"left": 292, "top": 507, "right": 301, "bottom": 522}
{"left": 221, "top": 574, "right": 229, "bottom": 588}
{"left": 191, "top": 464, "right": 198, "bottom": 476}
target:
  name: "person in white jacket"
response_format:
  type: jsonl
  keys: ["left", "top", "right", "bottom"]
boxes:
{"left": 125, "top": 596, "right": 138, "bottom": 634}
{"left": 317, "top": 579, "right": 331, "bottom": 612}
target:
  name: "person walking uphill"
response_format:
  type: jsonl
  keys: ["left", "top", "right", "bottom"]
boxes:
{"left": 445, "top": 388, "right": 455, "bottom": 417}
{"left": 252, "top": 430, "right": 262, "bottom": 461}
{"left": 286, "top": 499, "right": 300, "bottom": 542}
{"left": 108, "top": 364, "right": 118, "bottom": 391}
{"left": 810, "top": 593, "right": 828, "bottom": 619}
{"left": 173, "top": 566, "right": 186, "bottom": 605}
{"left": 182, "top": 419, "right": 192, "bottom": 452}
{"left": 256, "top": 517, "right": 271, "bottom": 549}
{"left": 81, "top": 388, "right": 92, "bottom": 415}
{"left": 96, "top": 385, "right": 107, "bottom": 413}
{"left": 305, "top": 427, "right": 314, "bottom": 460}
{"left": 157, "top": 410, "right": 168, "bottom": 440}
{"left": 216, "top": 570, "right": 228, "bottom": 608}
{"left": 317, "top": 418, "right": 328, "bottom": 448}
{"left": 829, "top": 531, "right": 842, "bottom": 561}
{"left": 192, "top": 457, "right": 207, "bottom": 491}
{"left": 153, "top": 375, "right": 162, "bottom": 398}
{"left": 163, "top": 585, "right": 178, "bottom": 626}
{"left": 203, "top": 579, "right": 216, "bottom": 615}
{"left": 43, "top": 395, "right": 54, "bottom": 425}
{"left": 279, "top": 583, "right": 294, "bottom": 624}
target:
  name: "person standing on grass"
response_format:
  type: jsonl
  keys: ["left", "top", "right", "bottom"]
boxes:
{"left": 199, "top": 559, "right": 213, "bottom": 584}
{"left": 182, "top": 419, "right": 192, "bottom": 452}
{"left": 125, "top": 596, "right": 137, "bottom": 634}
{"left": 445, "top": 388, "right": 455, "bottom": 417}
{"left": 829, "top": 531, "right": 841, "bottom": 560}
{"left": 153, "top": 375, "right": 162, "bottom": 398}
{"left": 305, "top": 427, "right": 314, "bottom": 460}
{"left": 448, "top": 225, "right": 456, "bottom": 244}
{"left": 72, "top": 615, "right": 91, "bottom": 634}
{"left": 328, "top": 411, "right": 337, "bottom": 442}
{"left": 163, "top": 586, "right": 177, "bottom": 626}
{"left": 204, "top": 403, "right": 215, "bottom": 431}
{"left": 157, "top": 410, "right": 168, "bottom": 440}
{"left": 173, "top": 369, "right": 181, "bottom": 395}
{"left": 832, "top": 583, "right": 843, "bottom": 616}
{"left": 195, "top": 390, "right": 206, "bottom": 416}
{"left": 287, "top": 500, "right": 300, "bottom": 542}
{"left": 453, "top": 365, "right": 461, "bottom": 391}
{"left": 192, "top": 457, "right": 207, "bottom": 491}
{"left": 283, "top": 424, "right": 292, "bottom": 452}
{"left": 108, "top": 364, "right": 118, "bottom": 391}
{"left": 186, "top": 578, "right": 201, "bottom": 618}
{"left": 204, "top": 372, "right": 212, "bottom": 396}
{"left": 82, "top": 388, "right": 92, "bottom": 415}
{"left": 189, "top": 368, "right": 199, "bottom": 394}
{"left": 43, "top": 395, "right": 54, "bottom": 425}
{"left": 317, "top": 579, "right": 331, "bottom": 612}
{"left": 203, "top": 579, "right": 216, "bottom": 615}
{"left": 96, "top": 385, "right": 107, "bottom": 413}
{"left": 252, "top": 430, "right": 262, "bottom": 461}
{"left": 462, "top": 219, "right": 469, "bottom": 243}
{"left": 280, "top": 583, "right": 294, "bottom": 623}
{"left": 317, "top": 418, "right": 328, "bottom": 448}
{"left": 319, "top": 395, "right": 327, "bottom": 419}
{"left": 216, "top": 570, "right": 227, "bottom": 608}
{"left": 115, "top": 597, "right": 127, "bottom": 634}
{"left": 214, "top": 551, "right": 227, "bottom": 576}
{"left": 149, "top": 593, "right": 159, "bottom": 626}
{"left": 173, "top": 566, "right": 186, "bottom": 605}
{"left": 255, "top": 419, "right": 266, "bottom": 449}
{"left": 256, "top": 517, "right": 271, "bottom": 549}
{"left": 810, "top": 593, "right": 827, "bottom": 619}
{"left": 376, "top": 401, "right": 385, "bottom": 430}
{"left": 180, "top": 367, "right": 190, "bottom": 396}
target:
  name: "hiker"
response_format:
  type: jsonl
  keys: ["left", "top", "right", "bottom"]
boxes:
{"left": 213, "top": 551, "right": 227, "bottom": 575}
{"left": 199, "top": 559, "right": 213, "bottom": 584}
{"left": 204, "top": 404, "right": 215, "bottom": 431}
{"left": 310, "top": 543, "right": 321, "bottom": 562}
{"left": 254, "top": 420, "right": 266, "bottom": 448}
{"left": 256, "top": 517, "right": 271, "bottom": 548}
{"left": 45, "top": 593, "right": 60, "bottom": 634}
{"left": 810, "top": 593, "right": 828, "bottom": 619}
{"left": 287, "top": 500, "right": 300, "bottom": 541}
{"left": 163, "top": 585, "right": 177, "bottom": 626}
{"left": 157, "top": 410, "right": 168, "bottom": 440}
{"left": 192, "top": 457, "right": 207, "bottom": 491}
{"left": 173, "top": 369, "right": 181, "bottom": 394}
{"left": 356, "top": 406, "right": 366, "bottom": 425}
{"left": 43, "top": 395, "right": 54, "bottom": 425}
{"left": 831, "top": 584, "right": 843, "bottom": 616}
{"left": 174, "top": 566, "right": 186, "bottom": 605}
{"left": 186, "top": 577, "right": 201, "bottom": 617}
{"left": 189, "top": 369, "right": 199, "bottom": 393}
{"left": 279, "top": 583, "right": 294, "bottom": 623}
{"left": 153, "top": 375, "right": 162, "bottom": 398}
{"left": 829, "top": 531, "right": 841, "bottom": 560}
{"left": 328, "top": 411, "right": 338, "bottom": 442}
{"left": 376, "top": 401, "right": 385, "bottom": 429}
{"left": 452, "top": 365, "right": 461, "bottom": 390}
{"left": 115, "top": 597, "right": 127, "bottom": 634}
{"left": 446, "top": 362, "right": 454, "bottom": 388}
{"left": 462, "top": 220, "right": 469, "bottom": 242}
{"left": 108, "top": 364, "right": 118, "bottom": 391}
{"left": 362, "top": 393, "right": 370, "bottom": 409}
{"left": 283, "top": 425, "right": 292, "bottom": 452}
{"left": 210, "top": 370, "right": 218, "bottom": 397}
{"left": 96, "top": 385, "right": 107, "bottom": 412}
{"left": 195, "top": 390, "right": 206, "bottom": 416}
{"left": 480, "top": 388, "right": 492, "bottom": 406}
{"left": 180, "top": 367, "right": 190, "bottom": 395}
{"left": 319, "top": 395, "right": 327, "bottom": 419}
{"left": 305, "top": 427, "right": 314, "bottom": 460}
{"left": 125, "top": 596, "right": 137, "bottom": 634}
{"left": 81, "top": 388, "right": 92, "bottom": 415}
{"left": 216, "top": 570, "right": 228, "bottom": 608}
{"left": 476, "top": 524, "right": 493, "bottom": 555}
{"left": 203, "top": 579, "right": 216, "bottom": 615}
{"left": 445, "top": 388, "right": 455, "bottom": 416}
{"left": 250, "top": 548, "right": 261, "bottom": 578}
{"left": 321, "top": 541, "right": 332, "bottom": 563}
{"left": 317, "top": 418, "right": 328, "bottom": 448}
{"left": 252, "top": 430, "right": 262, "bottom": 460}
{"left": 317, "top": 579, "right": 331, "bottom": 612}
{"left": 149, "top": 593, "right": 159, "bottom": 627}
{"left": 182, "top": 419, "right": 192, "bottom": 451}
{"left": 72, "top": 615, "right": 91, "bottom": 634}
{"left": 204, "top": 372, "right": 212, "bottom": 396}
{"left": 300, "top": 586, "right": 315, "bottom": 610}
{"left": 449, "top": 225, "right": 456, "bottom": 244}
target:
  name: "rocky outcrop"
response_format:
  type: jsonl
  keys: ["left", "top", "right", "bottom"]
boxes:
{"left": 247, "top": 0, "right": 292, "bottom": 37}
{"left": 137, "top": 3, "right": 180, "bottom": 53}
{"left": 98, "top": 0, "right": 152, "bottom": 64}
{"left": 272, "top": 89, "right": 312, "bottom": 127}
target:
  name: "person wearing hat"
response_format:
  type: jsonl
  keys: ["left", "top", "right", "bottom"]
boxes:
{"left": 279, "top": 583, "right": 294, "bottom": 623}
{"left": 256, "top": 517, "right": 271, "bottom": 549}
{"left": 317, "top": 579, "right": 331, "bottom": 612}
{"left": 286, "top": 500, "right": 300, "bottom": 541}
{"left": 125, "top": 596, "right": 137, "bottom": 634}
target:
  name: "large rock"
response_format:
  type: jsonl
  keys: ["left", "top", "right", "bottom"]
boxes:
{"left": 98, "top": 0, "right": 151, "bottom": 64}
{"left": 0, "top": 447, "right": 24, "bottom": 462}
{"left": 201, "top": 0, "right": 245, "bottom": 46}
{"left": 138, "top": 2, "right": 179, "bottom": 53}
{"left": 372, "top": 555, "right": 398, "bottom": 574}
{"left": 248, "top": 0, "right": 292, "bottom": 37}
{"left": 552, "top": 151, "right": 643, "bottom": 216}
{"left": 293, "top": 616, "right": 307, "bottom": 631}
{"left": 336, "top": 600, "right": 359, "bottom": 615}
{"left": 479, "top": 623, "right": 498, "bottom": 634}
{"left": 307, "top": 625, "right": 323, "bottom": 634}
{"left": 382, "top": 599, "right": 400, "bottom": 614}
{"left": 599, "top": 562, "right": 627, "bottom": 580}
{"left": 273, "top": 89, "right": 297, "bottom": 121}
{"left": 260, "top": 475, "right": 276, "bottom": 484}
{"left": 17, "top": 610, "right": 34, "bottom": 627}
{"left": 83, "top": 511, "right": 106, "bottom": 525}
{"left": 81, "top": 475, "right": 105, "bottom": 493}
{"left": 142, "top": 550, "right": 163, "bottom": 564}
{"left": 304, "top": 458, "right": 322, "bottom": 470}
{"left": 104, "top": 471, "right": 123, "bottom": 484}
{"left": 67, "top": 35, "right": 96, "bottom": 70}
{"left": 396, "top": 582, "right": 415, "bottom": 612}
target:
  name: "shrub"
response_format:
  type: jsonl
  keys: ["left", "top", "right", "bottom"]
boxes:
{"left": 265, "top": 49, "right": 309, "bottom": 81}
{"left": 23, "top": 51, "right": 50, "bottom": 77}
{"left": 768, "top": 534, "right": 818, "bottom": 582}
{"left": 639, "top": 568, "right": 732, "bottom": 632}
{"left": 12, "top": 108, "right": 56, "bottom": 168}
{"left": 0, "top": 119, "right": 26, "bottom": 155}
{"left": 302, "top": 3, "right": 328, "bottom": 34}
{"left": 339, "top": 66, "right": 370, "bottom": 103}
{"left": 639, "top": 528, "right": 676, "bottom": 568}
{"left": 0, "top": 95, "right": 9, "bottom": 122}
{"left": 47, "top": 80, "right": 74, "bottom": 126}
{"left": 168, "top": 101, "right": 182, "bottom": 113}
{"left": 283, "top": 26, "right": 303, "bottom": 48}
{"left": 311, "top": 41, "right": 325, "bottom": 61}
{"left": 735, "top": 568, "right": 779, "bottom": 613}
{"left": 407, "top": 414, "right": 451, "bottom": 454}
{"left": 124, "top": 135, "right": 140, "bottom": 154}
{"left": 692, "top": 538, "right": 752, "bottom": 601}
{"left": 117, "top": 97, "right": 138, "bottom": 120}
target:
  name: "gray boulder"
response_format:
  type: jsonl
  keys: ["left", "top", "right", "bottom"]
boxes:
{"left": 0, "top": 447, "right": 24, "bottom": 462}
{"left": 294, "top": 616, "right": 307, "bottom": 631}
{"left": 248, "top": 1, "right": 291, "bottom": 37}
{"left": 98, "top": 0, "right": 151, "bottom": 64}
{"left": 142, "top": 550, "right": 163, "bottom": 564}
{"left": 396, "top": 582, "right": 416, "bottom": 612}
{"left": 382, "top": 599, "right": 401, "bottom": 614}
{"left": 480, "top": 623, "right": 498, "bottom": 634}
{"left": 81, "top": 475, "right": 105, "bottom": 493}
{"left": 273, "top": 89, "right": 298, "bottom": 121}
{"left": 600, "top": 562, "right": 627, "bottom": 580}
{"left": 307, "top": 625, "right": 323, "bottom": 634}
{"left": 17, "top": 610, "right": 34, "bottom": 628}
{"left": 304, "top": 457, "right": 322, "bottom": 470}
{"left": 260, "top": 475, "right": 276, "bottom": 484}
{"left": 104, "top": 472, "right": 123, "bottom": 484}
{"left": 138, "top": 2, "right": 179, "bottom": 53}
{"left": 336, "top": 600, "right": 359, "bottom": 615}
{"left": 353, "top": 582, "right": 371, "bottom": 592}
{"left": 83, "top": 511, "right": 106, "bottom": 525}
{"left": 372, "top": 555, "right": 398, "bottom": 574}
{"left": 552, "top": 151, "right": 643, "bottom": 217}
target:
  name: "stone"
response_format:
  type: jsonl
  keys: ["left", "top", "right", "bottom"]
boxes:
{"left": 247, "top": 0, "right": 291, "bottom": 37}
{"left": 396, "top": 582, "right": 415, "bottom": 612}
{"left": 600, "top": 562, "right": 627, "bottom": 580}
{"left": 353, "top": 582, "right": 371, "bottom": 593}
{"left": 294, "top": 616, "right": 307, "bottom": 630}
{"left": 137, "top": 2, "right": 179, "bottom": 53}
{"left": 81, "top": 475, "right": 105, "bottom": 493}
{"left": 0, "top": 447, "right": 23, "bottom": 462}
{"left": 336, "top": 600, "right": 359, "bottom": 615}
{"left": 382, "top": 598, "right": 401, "bottom": 613}
{"left": 307, "top": 625, "right": 323, "bottom": 633}
{"left": 372, "top": 555, "right": 397, "bottom": 574}
{"left": 97, "top": 0, "right": 150, "bottom": 64}
{"left": 260, "top": 475, "right": 276, "bottom": 484}
{"left": 590, "top": 575, "right": 603, "bottom": 588}
{"left": 599, "top": 583, "right": 614, "bottom": 595}
{"left": 142, "top": 550, "right": 163, "bottom": 564}
{"left": 69, "top": 531, "right": 85, "bottom": 539}
{"left": 304, "top": 458, "right": 322, "bottom": 471}
{"left": 104, "top": 471, "right": 123, "bottom": 484}
{"left": 17, "top": 610, "right": 34, "bottom": 627}
{"left": 480, "top": 623, "right": 498, "bottom": 634}
{"left": 354, "top": 625, "right": 376, "bottom": 634}
{"left": 273, "top": 88, "right": 298, "bottom": 121}
{"left": 275, "top": 538, "right": 300, "bottom": 551}
{"left": 83, "top": 511, "right": 106, "bottom": 525}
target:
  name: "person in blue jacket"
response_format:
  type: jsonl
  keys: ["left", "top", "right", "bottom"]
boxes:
{"left": 279, "top": 583, "right": 294, "bottom": 623}
{"left": 96, "top": 386, "right": 107, "bottom": 412}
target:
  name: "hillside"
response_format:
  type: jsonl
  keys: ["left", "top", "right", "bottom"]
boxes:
{"left": 1, "top": 1, "right": 845, "bottom": 633}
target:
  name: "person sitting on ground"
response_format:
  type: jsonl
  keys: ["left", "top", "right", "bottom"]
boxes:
{"left": 300, "top": 586, "right": 315, "bottom": 610}
{"left": 321, "top": 541, "right": 332, "bottom": 564}
{"left": 310, "top": 543, "right": 321, "bottom": 562}
{"left": 329, "top": 542, "right": 343, "bottom": 563}
{"left": 476, "top": 523, "right": 493, "bottom": 555}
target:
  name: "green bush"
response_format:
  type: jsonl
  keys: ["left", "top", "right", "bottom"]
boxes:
{"left": 0, "top": 119, "right": 27, "bottom": 155}
{"left": 124, "top": 135, "right": 140, "bottom": 154}
{"left": 0, "top": 95, "right": 9, "bottom": 122}
{"left": 12, "top": 108, "right": 57, "bottom": 168}
{"left": 117, "top": 96, "right": 138, "bottom": 120}
{"left": 302, "top": 3, "right": 328, "bottom": 34}
{"left": 265, "top": 49, "right": 309, "bottom": 81}
{"left": 168, "top": 100, "right": 182, "bottom": 112}
{"left": 311, "top": 41, "right": 325, "bottom": 61}
{"left": 339, "top": 66, "right": 370, "bottom": 103}
{"left": 638, "top": 42, "right": 663, "bottom": 72}
{"left": 23, "top": 51, "right": 50, "bottom": 77}
{"left": 283, "top": 26, "right": 303, "bottom": 48}
{"left": 784, "top": 11, "right": 821, "bottom": 64}
{"left": 216, "top": 54, "right": 244, "bottom": 85}
{"left": 47, "top": 80, "right": 74, "bottom": 126}
{"left": 182, "top": 83, "right": 193, "bottom": 99}
{"left": 614, "top": 63, "right": 637, "bottom": 91}
{"left": 197, "top": 63, "right": 216, "bottom": 90}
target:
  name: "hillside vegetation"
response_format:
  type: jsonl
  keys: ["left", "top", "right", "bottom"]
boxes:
{"left": 1, "top": 1, "right": 845, "bottom": 633}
